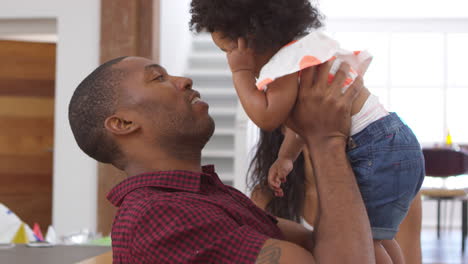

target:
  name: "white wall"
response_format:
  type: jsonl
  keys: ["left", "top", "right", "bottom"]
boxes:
{"left": 53, "top": 1, "right": 100, "bottom": 236}
{"left": 160, "top": 0, "right": 192, "bottom": 75}
{"left": 319, "top": 0, "right": 468, "bottom": 19}
{"left": 0, "top": 0, "right": 100, "bottom": 236}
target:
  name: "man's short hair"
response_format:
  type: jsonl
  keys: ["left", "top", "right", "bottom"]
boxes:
{"left": 68, "top": 56, "right": 127, "bottom": 164}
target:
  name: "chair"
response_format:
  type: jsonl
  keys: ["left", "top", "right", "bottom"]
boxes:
{"left": 421, "top": 147, "right": 468, "bottom": 252}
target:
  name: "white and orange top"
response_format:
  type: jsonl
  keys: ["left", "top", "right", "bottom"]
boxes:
{"left": 256, "top": 31, "right": 388, "bottom": 135}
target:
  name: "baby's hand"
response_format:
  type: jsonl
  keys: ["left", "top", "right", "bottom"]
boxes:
{"left": 227, "top": 38, "right": 255, "bottom": 73}
{"left": 268, "top": 157, "right": 294, "bottom": 197}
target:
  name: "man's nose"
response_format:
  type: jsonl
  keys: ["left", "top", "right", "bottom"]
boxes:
{"left": 175, "top": 77, "right": 193, "bottom": 91}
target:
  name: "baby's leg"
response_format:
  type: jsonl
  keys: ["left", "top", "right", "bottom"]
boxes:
{"left": 382, "top": 239, "right": 405, "bottom": 264}
{"left": 374, "top": 239, "right": 405, "bottom": 264}
{"left": 374, "top": 240, "right": 393, "bottom": 264}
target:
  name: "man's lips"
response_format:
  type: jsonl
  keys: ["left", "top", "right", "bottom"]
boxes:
{"left": 191, "top": 97, "right": 202, "bottom": 104}
{"left": 189, "top": 91, "right": 206, "bottom": 105}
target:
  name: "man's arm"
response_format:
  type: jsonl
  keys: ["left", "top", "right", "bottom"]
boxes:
{"left": 256, "top": 239, "right": 316, "bottom": 264}
{"left": 307, "top": 139, "right": 374, "bottom": 263}
{"left": 288, "top": 62, "right": 375, "bottom": 263}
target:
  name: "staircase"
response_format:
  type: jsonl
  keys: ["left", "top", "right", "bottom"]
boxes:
{"left": 185, "top": 33, "right": 239, "bottom": 186}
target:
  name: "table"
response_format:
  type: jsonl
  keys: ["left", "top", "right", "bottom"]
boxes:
{"left": 421, "top": 147, "right": 468, "bottom": 253}
{"left": 77, "top": 251, "right": 112, "bottom": 264}
{"left": 0, "top": 244, "right": 111, "bottom": 264}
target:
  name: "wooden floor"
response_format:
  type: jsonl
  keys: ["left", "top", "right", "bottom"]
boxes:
{"left": 423, "top": 228, "right": 468, "bottom": 264}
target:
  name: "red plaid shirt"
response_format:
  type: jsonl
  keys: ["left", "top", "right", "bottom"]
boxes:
{"left": 107, "top": 165, "right": 283, "bottom": 263}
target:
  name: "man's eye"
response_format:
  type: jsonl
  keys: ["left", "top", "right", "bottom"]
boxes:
{"left": 153, "top": 75, "right": 164, "bottom": 81}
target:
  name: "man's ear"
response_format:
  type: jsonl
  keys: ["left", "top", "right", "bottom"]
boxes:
{"left": 104, "top": 114, "right": 140, "bottom": 136}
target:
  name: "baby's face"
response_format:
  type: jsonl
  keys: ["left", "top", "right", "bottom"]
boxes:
{"left": 211, "top": 31, "right": 237, "bottom": 53}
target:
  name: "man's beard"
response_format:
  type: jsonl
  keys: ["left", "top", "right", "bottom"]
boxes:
{"left": 137, "top": 99, "right": 215, "bottom": 158}
{"left": 149, "top": 109, "right": 215, "bottom": 154}
{"left": 168, "top": 113, "right": 215, "bottom": 150}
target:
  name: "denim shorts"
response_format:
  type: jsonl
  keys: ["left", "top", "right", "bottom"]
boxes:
{"left": 346, "top": 113, "right": 425, "bottom": 240}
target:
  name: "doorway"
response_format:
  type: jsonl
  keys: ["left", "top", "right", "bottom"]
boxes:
{"left": 0, "top": 38, "right": 56, "bottom": 229}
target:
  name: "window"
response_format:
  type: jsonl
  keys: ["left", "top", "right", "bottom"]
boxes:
{"left": 327, "top": 19, "right": 468, "bottom": 143}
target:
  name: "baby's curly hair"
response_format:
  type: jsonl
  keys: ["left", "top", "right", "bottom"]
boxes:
{"left": 190, "top": 0, "right": 323, "bottom": 53}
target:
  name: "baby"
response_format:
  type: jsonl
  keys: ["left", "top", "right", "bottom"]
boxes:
{"left": 190, "top": 0, "right": 425, "bottom": 263}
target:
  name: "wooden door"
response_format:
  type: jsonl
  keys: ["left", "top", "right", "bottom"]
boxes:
{"left": 0, "top": 40, "right": 55, "bottom": 229}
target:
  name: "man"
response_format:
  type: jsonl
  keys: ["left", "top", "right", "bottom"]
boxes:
{"left": 69, "top": 56, "right": 375, "bottom": 263}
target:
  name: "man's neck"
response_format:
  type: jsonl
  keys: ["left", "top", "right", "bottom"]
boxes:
{"left": 123, "top": 149, "right": 203, "bottom": 176}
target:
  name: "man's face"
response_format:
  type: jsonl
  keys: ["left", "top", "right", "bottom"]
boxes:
{"left": 115, "top": 57, "right": 215, "bottom": 150}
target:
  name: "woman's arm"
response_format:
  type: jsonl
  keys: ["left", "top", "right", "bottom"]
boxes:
{"left": 251, "top": 186, "right": 315, "bottom": 253}
{"left": 250, "top": 185, "right": 272, "bottom": 210}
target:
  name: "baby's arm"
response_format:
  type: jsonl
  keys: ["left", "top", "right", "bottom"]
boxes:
{"left": 228, "top": 38, "right": 298, "bottom": 131}
{"left": 269, "top": 127, "right": 305, "bottom": 196}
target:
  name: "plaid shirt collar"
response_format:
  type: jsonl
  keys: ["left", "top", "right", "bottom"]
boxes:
{"left": 107, "top": 165, "right": 220, "bottom": 207}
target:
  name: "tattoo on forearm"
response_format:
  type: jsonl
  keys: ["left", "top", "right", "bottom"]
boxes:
{"left": 256, "top": 242, "right": 282, "bottom": 264}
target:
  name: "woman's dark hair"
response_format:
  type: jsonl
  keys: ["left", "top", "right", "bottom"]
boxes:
{"left": 247, "top": 128, "right": 305, "bottom": 222}
{"left": 190, "top": 0, "right": 323, "bottom": 53}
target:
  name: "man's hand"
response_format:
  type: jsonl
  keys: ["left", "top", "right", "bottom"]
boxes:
{"left": 227, "top": 38, "right": 256, "bottom": 73}
{"left": 286, "top": 61, "right": 363, "bottom": 146}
